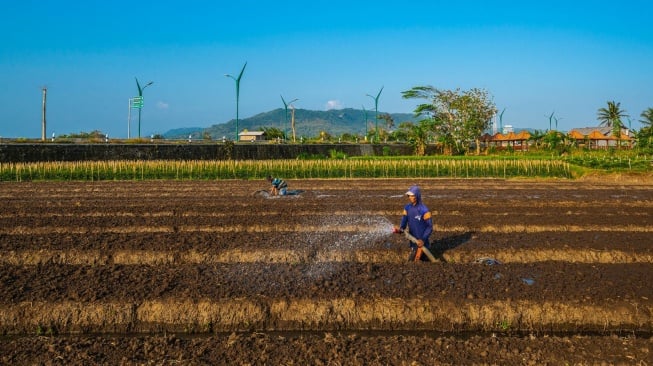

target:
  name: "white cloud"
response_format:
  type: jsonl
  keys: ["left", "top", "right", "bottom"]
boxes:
{"left": 157, "top": 101, "right": 169, "bottom": 110}
{"left": 325, "top": 100, "right": 343, "bottom": 110}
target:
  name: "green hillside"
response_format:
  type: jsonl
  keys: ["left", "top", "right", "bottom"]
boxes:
{"left": 163, "top": 108, "right": 417, "bottom": 139}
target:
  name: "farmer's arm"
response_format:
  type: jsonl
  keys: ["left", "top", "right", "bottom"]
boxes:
{"left": 399, "top": 209, "right": 408, "bottom": 231}
{"left": 422, "top": 211, "right": 433, "bottom": 241}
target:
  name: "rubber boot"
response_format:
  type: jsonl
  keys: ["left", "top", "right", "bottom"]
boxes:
{"left": 407, "top": 248, "right": 417, "bottom": 262}
{"left": 414, "top": 248, "right": 423, "bottom": 262}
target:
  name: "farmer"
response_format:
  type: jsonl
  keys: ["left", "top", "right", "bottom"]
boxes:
{"left": 395, "top": 185, "right": 433, "bottom": 261}
{"left": 267, "top": 175, "right": 288, "bottom": 196}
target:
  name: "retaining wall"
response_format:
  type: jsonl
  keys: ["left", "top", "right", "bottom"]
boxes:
{"left": 0, "top": 143, "right": 431, "bottom": 162}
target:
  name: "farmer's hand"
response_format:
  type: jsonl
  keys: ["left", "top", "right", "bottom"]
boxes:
{"left": 416, "top": 239, "right": 424, "bottom": 248}
{"left": 393, "top": 226, "right": 403, "bottom": 234}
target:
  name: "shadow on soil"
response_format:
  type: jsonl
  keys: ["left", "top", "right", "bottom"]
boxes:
{"left": 431, "top": 232, "right": 474, "bottom": 263}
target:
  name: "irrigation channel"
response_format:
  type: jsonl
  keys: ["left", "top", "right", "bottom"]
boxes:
{"left": 1, "top": 178, "right": 651, "bottom": 364}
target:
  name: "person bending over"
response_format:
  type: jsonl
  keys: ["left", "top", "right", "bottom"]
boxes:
{"left": 267, "top": 175, "right": 288, "bottom": 196}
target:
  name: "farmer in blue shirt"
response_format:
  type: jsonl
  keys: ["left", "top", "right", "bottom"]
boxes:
{"left": 267, "top": 175, "right": 288, "bottom": 196}
{"left": 396, "top": 185, "right": 433, "bottom": 261}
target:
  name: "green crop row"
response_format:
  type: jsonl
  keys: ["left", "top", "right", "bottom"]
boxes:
{"left": 0, "top": 159, "right": 572, "bottom": 181}
{"left": 563, "top": 155, "right": 652, "bottom": 171}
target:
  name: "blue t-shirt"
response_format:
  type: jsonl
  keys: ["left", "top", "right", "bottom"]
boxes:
{"left": 271, "top": 178, "right": 287, "bottom": 189}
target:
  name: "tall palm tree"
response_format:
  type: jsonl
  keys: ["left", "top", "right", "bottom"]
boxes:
{"left": 640, "top": 108, "right": 653, "bottom": 131}
{"left": 640, "top": 108, "right": 653, "bottom": 146}
{"left": 598, "top": 101, "right": 629, "bottom": 148}
{"left": 597, "top": 101, "right": 628, "bottom": 128}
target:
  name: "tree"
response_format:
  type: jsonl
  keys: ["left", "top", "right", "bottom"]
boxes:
{"left": 397, "top": 119, "right": 434, "bottom": 156}
{"left": 318, "top": 130, "right": 332, "bottom": 142}
{"left": 639, "top": 107, "right": 653, "bottom": 147}
{"left": 377, "top": 128, "right": 391, "bottom": 143}
{"left": 61, "top": 130, "right": 105, "bottom": 139}
{"left": 402, "top": 86, "right": 497, "bottom": 155}
{"left": 598, "top": 101, "right": 629, "bottom": 149}
{"left": 378, "top": 113, "right": 395, "bottom": 130}
{"left": 640, "top": 107, "right": 653, "bottom": 132}
{"left": 262, "top": 127, "right": 284, "bottom": 140}
{"left": 527, "top": 129, "right": 547, "bottom": 150}
{"left": 339, "top": 132, "right": 358, "bottom": 142}
{"left": 597, "top": 101, "right": 627, "bottom": 127}
{"left": 541, "top": 131, "right": 563, "bottom": 151}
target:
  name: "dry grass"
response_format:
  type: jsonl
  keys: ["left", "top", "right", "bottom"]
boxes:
{"left": 3, "top": 248, "right": 650, "bottom": 266}
{"left": 2, "top": 298, "right": 650, "bottom": 334}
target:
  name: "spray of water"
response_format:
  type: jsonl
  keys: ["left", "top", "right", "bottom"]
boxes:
{"left": 329, "top": 216, "right": 395, "bottom": 251}
{"left": 298, "top": 213, "right": 398, "bottom": 280}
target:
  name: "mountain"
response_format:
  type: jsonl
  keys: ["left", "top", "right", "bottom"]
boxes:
{"left": 162, "top": 127, "right": 204, "bottom": 138}
{"left": 163, "top": 108, "right": 417, "bottom": 139}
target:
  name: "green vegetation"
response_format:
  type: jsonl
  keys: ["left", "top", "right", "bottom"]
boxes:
{"left": 638, "top": 108, "right": 653, "bottom": 149}
{"left": 58, "top": 130, "right": 107, "bottom": 139}
{"left": 597, "top": 100, "right": 628, "bottom": 140}
{"left": 0, "top": 158, "right": 573, "bottom": 181}
{"left": 402, "top": 86, "right": 497, "bottom": 155}
{"left": 3, "top": 147, "right": 651, "bottom": 182}
{"left": 2, "top": 87, "right": 651, "bottom": 181}
{"left": 497, "top": 319, "right": 512, "bottom": 332}
{"left": 563, "top": 151, "right": 652, "bottom": 172}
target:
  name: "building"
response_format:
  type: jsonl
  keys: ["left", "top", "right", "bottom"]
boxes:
{"left": 568, "top": 127, "right": 633, "bottom": 149}
{"left": 490, "top": 130, "right": 531, "bottom": 151}
{"left": 238, "top": 131, "right": 266, "bottom": 142}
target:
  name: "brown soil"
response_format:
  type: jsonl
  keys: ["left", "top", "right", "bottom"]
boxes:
{"left": 1, "top": 178, "right": 651, "bottom": 365}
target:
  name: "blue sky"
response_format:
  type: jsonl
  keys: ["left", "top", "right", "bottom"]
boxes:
{"left": 1, "top": 0, "right": 652, "bottom": 138}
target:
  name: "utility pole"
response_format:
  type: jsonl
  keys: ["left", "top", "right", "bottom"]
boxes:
{"left": 41, "top": 87, "right": 47, "bottom": 141}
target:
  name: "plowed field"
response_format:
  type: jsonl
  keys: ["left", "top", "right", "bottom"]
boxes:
{"left": 1, "top": 178, "right": 651, "bottom": 365}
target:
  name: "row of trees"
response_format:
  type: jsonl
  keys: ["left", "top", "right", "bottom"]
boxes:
{"left": 263, "top": 87, "right": 498, "bottom": 155}
{"left": 255, "top": 87, "right": 653, "bottom": 155}
{"left": 597, "top": 101, "right": 653, "bottom": 148}
{"left": 389, "top": 88, "right": 653, "bottom": 155}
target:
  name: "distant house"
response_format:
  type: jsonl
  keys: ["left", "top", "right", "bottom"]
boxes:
{"left": 238, "top": 131, "right": 266, "bottom": 142}
{"left": 568, "top": 127, "right": 633, "bottom": 149}
{"left": 488, "top": 130, "right": 531, "bottom": 151}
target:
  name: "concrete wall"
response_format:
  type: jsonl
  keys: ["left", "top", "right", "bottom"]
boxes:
{"left": 0, "top": 143, "right": 429, "bottom": 162}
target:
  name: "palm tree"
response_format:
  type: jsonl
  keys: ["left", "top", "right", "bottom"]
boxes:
{"left": 598, "top": 101, "right": 629, "bottom": 148}
{"left": 640, "top": 107, "right": 653, "bottom": 147}
{"left": 597, "top": 101, "right": 628, "bottom": 128}
{"left": 640, "top": 108, "right": 653, "bottom": 131}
